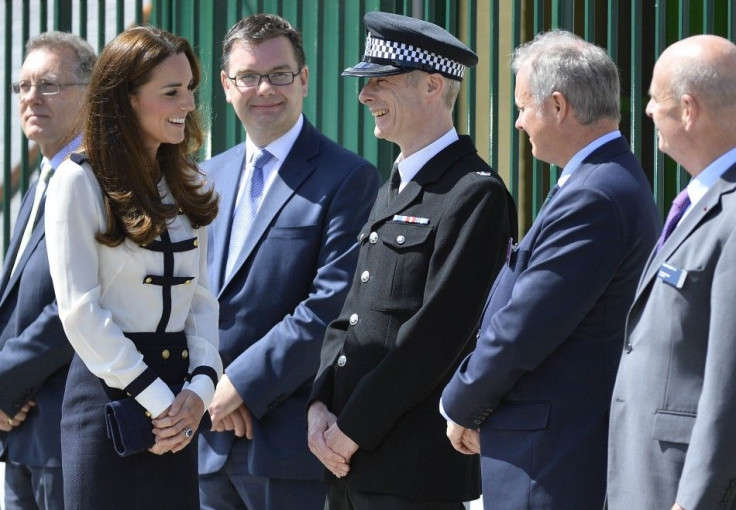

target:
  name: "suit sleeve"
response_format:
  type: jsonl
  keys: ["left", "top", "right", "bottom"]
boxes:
{"left": 225, "top": 160, "right": 380, "bottom": 419}
{"left": 676, "top": 228, "right": 736, "bottom": 509}
{"left": 0, "top": 300, "right": 72, "bottom": 415}
{"left": 0, "top": 188, "right": 73, "bottom": 414}
{"left": 337, "top": 176, "right": 513, "bottom": 450}
{"left": 442, "top": 187, "right": 626, "bottom": 427}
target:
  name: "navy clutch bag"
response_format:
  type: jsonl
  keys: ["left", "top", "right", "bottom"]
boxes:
{"left": 104, "top": 387, "right": 212, "bottom": 457}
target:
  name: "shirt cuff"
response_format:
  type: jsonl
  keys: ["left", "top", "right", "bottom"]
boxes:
{"left": 184, "top": 374, "right": 216, "bottom": 411}
{"left": 439, "top": 398, "right": 458, "bottom": 425}
{"left": 136, "top": 377, "right": 176, "bottom": 418}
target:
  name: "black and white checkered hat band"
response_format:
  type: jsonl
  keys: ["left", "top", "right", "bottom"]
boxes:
{"left": 364, "top": 34, "right": 466, "bottom": 79}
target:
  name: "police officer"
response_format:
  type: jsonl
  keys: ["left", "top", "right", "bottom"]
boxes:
{"left": 307, "top": 12, "right": 517, "bottom": 510}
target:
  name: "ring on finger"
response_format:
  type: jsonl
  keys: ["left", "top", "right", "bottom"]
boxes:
{"left": 184, "top": 427, "right": 194, "bottom": 438}
{"left": 7, "top": 418, "right": 12, "bottom": 425}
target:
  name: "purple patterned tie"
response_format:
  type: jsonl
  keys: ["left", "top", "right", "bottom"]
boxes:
{"left": 656, "top": 188, "right": 690, "bottom": 252}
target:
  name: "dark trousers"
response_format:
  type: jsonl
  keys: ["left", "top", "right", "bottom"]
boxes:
{"left": 4, "top": 462, "right": 64, "bottom": 510}
{"left": 199, "top": 438, "right": 326, "bottom": 510}
{"left": 326, "top": 483, "right": 465, "bottom": 510}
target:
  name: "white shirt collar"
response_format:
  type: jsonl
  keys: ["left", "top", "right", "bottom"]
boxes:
{"left": 395, "top": 128, "right": 459, "bottom": 191}
{"left": 557, "top": 130, "right": 621, "bottom": 187}
{"left": 686, "top": 147, "right": 736, "bottom": 210}
{"left": 239, "top": 114, "right": 305, "bottom": 206}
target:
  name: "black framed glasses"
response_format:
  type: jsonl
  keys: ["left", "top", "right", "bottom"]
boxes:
{"left": 227, "top": 69, "right": 302, "bottom": 88}
{"left": 11, "top": 79, "right": 88, "bottom": 96}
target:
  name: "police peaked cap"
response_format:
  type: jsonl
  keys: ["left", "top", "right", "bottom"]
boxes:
{"left": 342, "top": 12, "right": 478, "bottom": 81}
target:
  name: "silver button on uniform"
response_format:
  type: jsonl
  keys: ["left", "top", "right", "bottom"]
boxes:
{"left": 369, "top": 232, "right": 378, "bottom": 244}
{"left": 337, "top": 355, "right": 347, "bottom": 367}
{"left": 361, "top": 271, "right": 370, "bottom": 283}
{"left": 396, "top": 235, "right": 406, "bottom": 245}
{"left": 349, "top": 313, "right": 359, "bottom": 325}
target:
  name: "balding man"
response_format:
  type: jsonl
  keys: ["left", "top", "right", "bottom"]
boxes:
{"left": 607, "top": 35, "right": 736, "bottom": 510}
{"left": 0, "top": 31, "right": 95, "bottom": 510}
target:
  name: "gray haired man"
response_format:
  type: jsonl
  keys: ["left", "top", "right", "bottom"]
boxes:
{"left": 441, "top": 30, "right": 659, "bottom": 510}
{"left": 0, "top": 31, "right": 95, "bottom": 510}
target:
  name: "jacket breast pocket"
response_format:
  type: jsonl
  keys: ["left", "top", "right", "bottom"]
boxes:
{"left": 652, "top": 409, "right": 696, "bottom": 444}
{"left": 368, "top": 222, "right": 433, "bottom": 313}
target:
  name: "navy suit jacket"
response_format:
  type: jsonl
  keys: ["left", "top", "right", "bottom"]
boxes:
{"left": 0, "top": 179, "right": 73, "bottom": 468}
{"left": 442, "top": 137, "right": 660, "bottom": 509}
{"left": 198, "top": 117, "right": 379, "bottom": 479}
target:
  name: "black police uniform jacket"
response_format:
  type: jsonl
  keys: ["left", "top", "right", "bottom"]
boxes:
{"left": 311, "top": 135, "right": 517, "bottom": 502}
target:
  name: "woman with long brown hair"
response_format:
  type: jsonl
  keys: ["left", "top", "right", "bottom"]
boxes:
{"left": 45, "top": 25, "right": 220, "bottom": 509}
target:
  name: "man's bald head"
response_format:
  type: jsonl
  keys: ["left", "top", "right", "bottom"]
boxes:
{"left": 658, "top": 35, "right": 736, "bottom": 110}
{"left": 647, "top": 35, "right": 736, "bottom": 175}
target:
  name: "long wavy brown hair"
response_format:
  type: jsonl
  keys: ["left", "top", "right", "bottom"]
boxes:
{"left": 83, "top": 25, "right": 218, "bottom": 246}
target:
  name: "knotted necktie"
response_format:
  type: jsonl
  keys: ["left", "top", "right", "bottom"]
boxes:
{"left": 12, "top": 159, "right": 55, "bottom": 275}
{"left": 225, "top": 149, "right": 273, "bottom": 278}
{"left": 656, "top": 188, "right": 690, "bottom": 253}
{"left": 388, "top": 163, "right": 401, "bottom": 203}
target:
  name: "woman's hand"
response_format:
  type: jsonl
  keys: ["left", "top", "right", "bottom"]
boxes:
{"left": 150, "top": 389, "right": 205, "bottom": 454}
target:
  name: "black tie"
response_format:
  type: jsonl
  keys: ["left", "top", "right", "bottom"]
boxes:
{"left": 389, "top": 163, "right": 401, "bottom": 202}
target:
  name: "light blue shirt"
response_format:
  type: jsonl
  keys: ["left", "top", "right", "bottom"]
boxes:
{"left": 49, "top": 134, "right": 83, "bottom": 170}
{"left": 557, "top": 130, "right": 622, "bottom": 187}
{"left": 683, "top": 147, "right": 736, "bottom": 219}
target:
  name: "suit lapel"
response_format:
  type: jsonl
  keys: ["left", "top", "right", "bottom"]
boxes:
{"left": 0, "top": 183, "right": 39, "bottom": 302}
{"left": 0, "top": 186, "right": 45, "bottom": 306}
{"left": 218, "top": 121, "right": 319, "bottom": 296}
{"left": 634, "top": 165, "right": 736, "bottom": 305}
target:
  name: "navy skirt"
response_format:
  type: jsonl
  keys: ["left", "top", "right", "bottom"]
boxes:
{"left": 61, "top": 331, "right": 200, "bottom": 510}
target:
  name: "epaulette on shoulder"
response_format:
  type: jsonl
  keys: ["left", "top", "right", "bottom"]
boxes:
{"left": 70, "top": 152, "right": 89, "bottom": 165}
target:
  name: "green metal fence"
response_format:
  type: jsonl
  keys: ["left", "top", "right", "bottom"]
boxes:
{"left": 3, "top": 0, "right": 736, "bottom": 254}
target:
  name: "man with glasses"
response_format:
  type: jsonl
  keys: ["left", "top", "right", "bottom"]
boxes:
{"left": 0, "top": 31, "right": 95, "bottom": 510}
{"left": 197, "top": 13, "right": 379, "bottom": 510}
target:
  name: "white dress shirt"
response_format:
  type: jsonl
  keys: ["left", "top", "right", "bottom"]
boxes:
{"left": 395, "top": 127, "right": 459, "bottom": 192}
{"left": 45, "top": 158, "right": 222, "bottom": 417}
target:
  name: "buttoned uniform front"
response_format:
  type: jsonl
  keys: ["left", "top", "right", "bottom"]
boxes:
{"left": 311, "top": 135, "right": 517, "bottom": 503}
{"left": 45, "top": 157, "right": 222, "bottom": 510}
{"left": 0, "top": 140, "right": 79, "bottom": 510}
{"left": 198, "top": 116, "right": 379, "bottom": 508}
{"left": 608, "top": 159, "right": 736, "bottom": 510}
{"left": 441, "top": 136, "right": 660, "bottom": 510}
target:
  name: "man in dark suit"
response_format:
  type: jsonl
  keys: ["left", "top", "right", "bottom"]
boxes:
{"left": 440, "top": 30, "right": 660, "bottom": 510}
{"left": 197, "top": 13, "right": 380, "bottom": 510}
{"left": 0, "top": 32, "right": 95, "bottom": 510}
{"left": 608, "top": 35, "right": 736, "bottom": 510}
{"left": 308, "top": 12, "right": 516, "bottom": 510}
